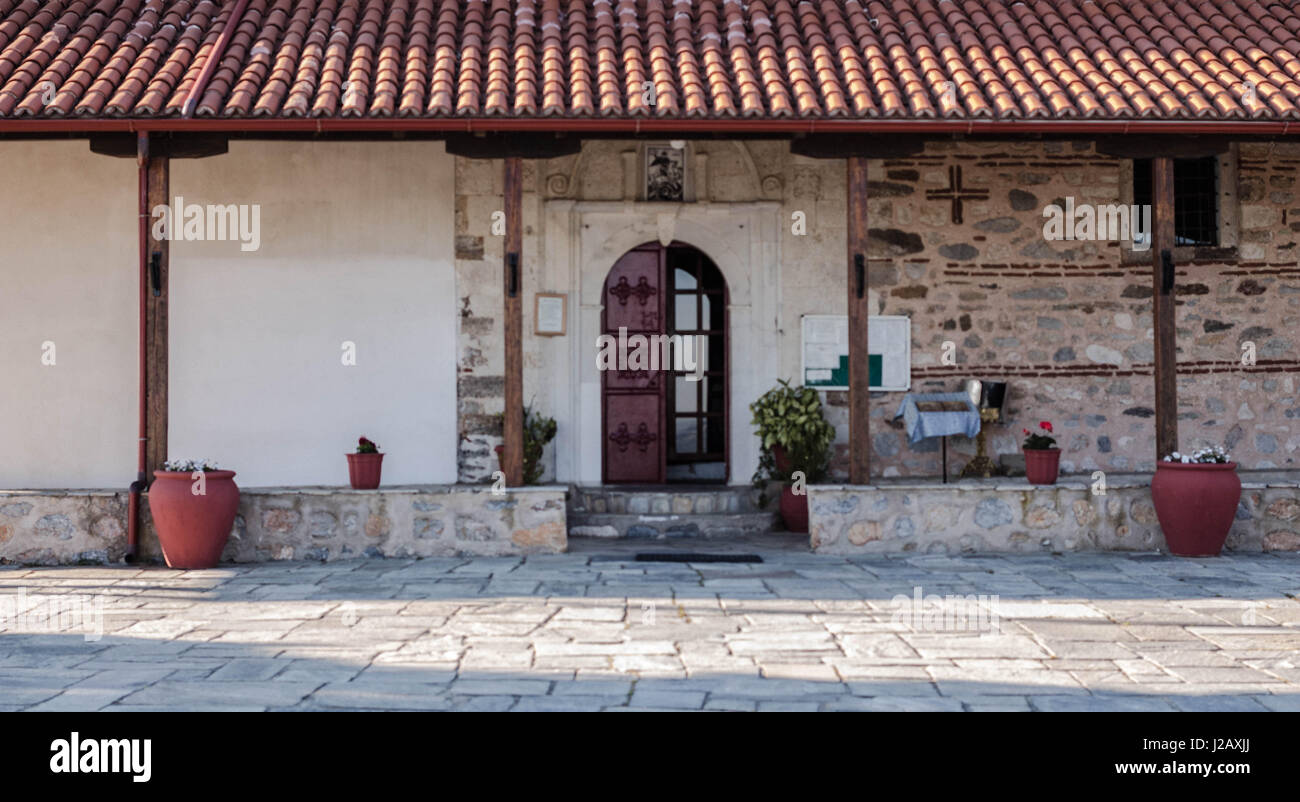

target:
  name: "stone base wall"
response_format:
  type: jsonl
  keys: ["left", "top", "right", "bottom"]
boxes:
{"left": 0, "top": 492, "right": 130, "bottom": 564}
{"left": 0, "top": 486, "right": 566, "bottom": 565}
{"left": 809, "top": 473, "right": 1300, "bottom": 555}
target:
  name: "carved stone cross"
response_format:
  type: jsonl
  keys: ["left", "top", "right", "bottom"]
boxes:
{"left": 925, "top": 165, "right": 988, "bottom": 224}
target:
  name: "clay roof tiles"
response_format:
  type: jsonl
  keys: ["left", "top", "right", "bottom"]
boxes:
{"left": 2, "top": 0, "right": 1300, "bottom": 121}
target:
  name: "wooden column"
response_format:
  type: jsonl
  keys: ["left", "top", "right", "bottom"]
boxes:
{"left": 847, "top": 156, "right": 871, "bottom": 484}
{"left": 1151, "top": 156, "right": 1178, "bottom": 461}
{"left": 144, "top": 144, "right": 169, "bottom": 476}
{"left": 502, "top": 157, "right": 524, "bottom": 486}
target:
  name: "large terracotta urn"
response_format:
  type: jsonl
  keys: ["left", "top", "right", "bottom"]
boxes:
{"left": 779, "top": 484, "right": 809, "bottom": 533}
{"left": 148, "top": 470, "right": 239, "bottom": 569}
{"left": 1151, "top": 462, "right": 1241, "bottom": 557}
{"left": 770, "top": 445, "right": 809, "bottom": 532}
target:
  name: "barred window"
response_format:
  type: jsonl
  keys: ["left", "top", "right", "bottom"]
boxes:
{"left": 1133, "top": 156, "right": 1220, "bottom": 247}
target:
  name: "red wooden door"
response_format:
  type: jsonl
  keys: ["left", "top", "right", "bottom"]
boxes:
{"left": 602, "top": 244, "right": 666, "bottom": 483}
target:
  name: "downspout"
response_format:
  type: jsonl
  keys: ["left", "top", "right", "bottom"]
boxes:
{"left": 127, "top": 131, "right": 149, "bottom": 561}
{"left": 126, "top": 0, "right": 250, "bottom": 560}
{"left": 181, "top": 0, "right": 252, "bottom": 118}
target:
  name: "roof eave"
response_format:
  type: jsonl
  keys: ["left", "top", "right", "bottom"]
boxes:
{"left": 0, "top": 118, "right": 1296, "bottom": 137}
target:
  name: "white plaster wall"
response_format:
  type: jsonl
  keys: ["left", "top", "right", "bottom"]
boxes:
{"left": 0, "top": 142, "right": 137, "bottom": 488}
{"left": 169, "top": 141, "right": 457, "bottom": 487}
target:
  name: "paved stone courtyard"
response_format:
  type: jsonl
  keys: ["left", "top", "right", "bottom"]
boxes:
{"left": 2, "top": 538, "right": 1298, "bottom": 711}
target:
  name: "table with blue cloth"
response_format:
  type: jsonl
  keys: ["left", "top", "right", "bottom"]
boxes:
{"left": 893, "top": 392, "right": 982, "bottom": 481}
{"left": 895, "top": 392, "right": 981, "bottom": 443}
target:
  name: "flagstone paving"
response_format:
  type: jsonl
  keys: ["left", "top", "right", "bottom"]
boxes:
{"left": 1, "top": 540, "right": 1298, "bottom": 711}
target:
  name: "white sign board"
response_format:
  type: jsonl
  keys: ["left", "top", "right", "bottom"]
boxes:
{"left": 801, "top": 314, "right": 911, "bottom": 392}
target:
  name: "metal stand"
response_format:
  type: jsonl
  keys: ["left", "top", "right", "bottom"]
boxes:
{"left": 941, "top": 436, "right": 948, "bottom": 484}
{"left": 959, "top": 408, "right": 1002, "bottom": 479}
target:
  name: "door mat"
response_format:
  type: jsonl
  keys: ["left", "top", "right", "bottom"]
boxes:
{"left": 635, "top": 552, "right": 763, "bottom": 563}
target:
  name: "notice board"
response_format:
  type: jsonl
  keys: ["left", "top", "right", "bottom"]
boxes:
{"left": 801, "top": 315, "right": 911, "bottom": 392}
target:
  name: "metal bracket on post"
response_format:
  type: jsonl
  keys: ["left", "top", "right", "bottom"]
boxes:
{"left": 150, "top": 251, "right": 162, "bottom": 297}
{"left": 854, "top": 254, "right": 865, "bottom": 299}
{"left": 507, "top": 252, "right": 519, "bottom": 298}
{"left": 1160, "top": 249, "right": 1175, "bottom": 295}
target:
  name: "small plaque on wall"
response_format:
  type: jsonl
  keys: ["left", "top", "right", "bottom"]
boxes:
{"left": 535, "top": 293, "right": 567, "bottom": 336}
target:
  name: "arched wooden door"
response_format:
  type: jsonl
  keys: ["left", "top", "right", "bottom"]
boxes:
{"left": 601, "top": 242, "right": 728, "bottom": 484}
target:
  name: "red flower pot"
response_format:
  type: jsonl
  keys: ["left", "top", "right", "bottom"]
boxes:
{"left": 1024, "top": 448, "right": 1061, "bottom": 485}
{"left": 779, "top": 484, "right": 809, "bottom": 533}
{"left": 1151, "top": 461, "right": 1241, "bottom": 557}
{"left": 148, "top": 470, "right": 239, "bottom": 569}
{"left": 347, "top": 452, "right": 384, "bottom": 489}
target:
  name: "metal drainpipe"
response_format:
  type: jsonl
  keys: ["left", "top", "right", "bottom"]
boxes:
{"left": 181, "top": 0, "right": 253, "bottom": 118}
{"left": 125, "top": 0, "right": 252, "bottom": 560}
{"left": 127, "top": 131, "right": 150, "bottom": 561}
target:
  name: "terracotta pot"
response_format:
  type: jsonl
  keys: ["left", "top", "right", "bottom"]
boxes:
{"left": 347, "top": 452, "right": 384, "bottom": 489}
{"left": 148, "top": 470, "right": 239, "bottom": 569}
{"left": 771, "top": 444, "right": 793, "bottom": 475}
{"left": 1151, "top": 461, "right": 1241, "bottom": 557}
{"left": 779, "top": 484, "right": 809, "bottom": 533}
{"left": 1024, "top": 448, "right": 1061, "bottom": 485}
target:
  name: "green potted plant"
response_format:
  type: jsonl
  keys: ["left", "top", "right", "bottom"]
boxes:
{"left": 149, "top": 458, "right": 238, "bottom": 569}
{"left": 1151, "top": 445, "right": 1240, "bottom": 556}
{"left": 750, "top": 380, "right": 834, "bottom": 533}
{"left": 347, "top": 436, "right": 383, "bottom": 489}
{"left": 1021, "top": 421, "right": 1059, "bottom": 485}
{"left": 495, "top": 406, "right": 557, "bottom": 484}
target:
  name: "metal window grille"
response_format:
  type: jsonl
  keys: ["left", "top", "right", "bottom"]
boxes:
{"left": 1133, "top": 156, "right": 1220, "bottom": 247}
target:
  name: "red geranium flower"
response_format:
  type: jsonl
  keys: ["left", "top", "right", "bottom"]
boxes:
{"left": 1039, "top": 421, "right": 1053, "bottom": 433}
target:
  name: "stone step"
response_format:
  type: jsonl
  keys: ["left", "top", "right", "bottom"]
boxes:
{"left": 567, "top": 511, "right": 779, "bottom": 539}
{"left": 569, "top": 485, "right": 767, "bottom": 515}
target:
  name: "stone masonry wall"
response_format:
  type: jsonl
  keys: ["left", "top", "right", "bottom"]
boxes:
{"left": 860, "top": 140, "right": 1299, "bottom": 478}
{"left": 455, "top": 157, "right": 505, "bottom": 482}
{"left": 0, "top": 487, "right": 566, "bottom": 565}
{"left": 809, "top": 474, "right": 1300, "bottom": 555}
{"left": 454, "top": 138, "right": 1299, "bottom": 482}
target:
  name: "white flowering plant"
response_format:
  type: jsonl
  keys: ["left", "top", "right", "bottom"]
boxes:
{"left": 162, "top": 458, "right": 222, "bottom": 472}
{"left": 1162, "top": 446, "right": 1231, "bottom": 465}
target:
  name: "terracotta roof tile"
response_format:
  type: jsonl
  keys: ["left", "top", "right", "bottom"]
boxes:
{"left": 564, "top": 0, "right": 592, "bottom": 114}
{"left": 5, "top": 0, "right": 1300, "bottom": 121}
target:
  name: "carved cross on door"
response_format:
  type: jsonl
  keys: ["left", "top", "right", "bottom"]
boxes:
{"left": 925, "top": 165, "right": 988, "bottom": 224}
{"left": 608, "top": 275, "right": 658, "bottom": 306}
{"left": 608, "top": 422, "right": 657, "bottom": 452}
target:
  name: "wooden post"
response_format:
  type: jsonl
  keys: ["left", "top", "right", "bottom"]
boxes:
{"left": 1151, "top": 156, "right": 1178, "bottom": 461}
{"left": 502, "top": 157, "right": 524, "bottom": 486}
{"left": 144, "top": 147, "right": 169, "bottom": 476}
{"left": 847, "top": 156, "right": 871, "bottom": 484}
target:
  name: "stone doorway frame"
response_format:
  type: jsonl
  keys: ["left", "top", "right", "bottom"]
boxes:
{"left": 537, "top": 200, "right": 782, "bottom": 485}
